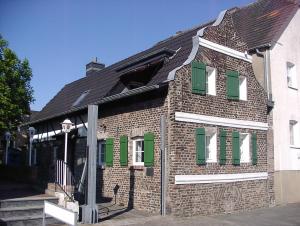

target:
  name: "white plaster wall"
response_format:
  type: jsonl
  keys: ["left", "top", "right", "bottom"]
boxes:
{"left": 270, "top": 10, "right": 300, "bottom": 171}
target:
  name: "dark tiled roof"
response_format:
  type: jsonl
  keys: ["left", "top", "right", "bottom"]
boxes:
{"left": 31, "top": 21, "right": 213, "bottom": 123}
{"left": 232, "top": 0, "right": 299, "bottom": 50}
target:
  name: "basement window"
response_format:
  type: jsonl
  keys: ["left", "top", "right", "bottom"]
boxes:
{"left": 72, "top": 90, "right": 90, "bottom": 107}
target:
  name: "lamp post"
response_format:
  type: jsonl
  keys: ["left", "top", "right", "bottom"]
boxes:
{"left": 61, "top": 119, "right": 74, "bottom": 189}
{"left": 28, "top": 127, "right": 35, "bottom": 166}
{"left": 4, "top": 132, "right": 11, "bottom": 165}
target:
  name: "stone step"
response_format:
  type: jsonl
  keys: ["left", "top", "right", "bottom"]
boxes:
{"left": 0, "top": 196, "right": 58, "bottom": 208}
{"left": 0, "top": 214, "right": 60, "bottom": 226}
{"left": 0, "top": 205, "right": 43, "bottom": 218}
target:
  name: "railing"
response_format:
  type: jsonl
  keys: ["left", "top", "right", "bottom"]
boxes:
{"left": 55, "top": 160, "right": 76, "bottom": 201}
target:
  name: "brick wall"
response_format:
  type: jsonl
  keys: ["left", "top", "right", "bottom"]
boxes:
{"left": 93, "top": 91, "right": 168, "bottom": 214}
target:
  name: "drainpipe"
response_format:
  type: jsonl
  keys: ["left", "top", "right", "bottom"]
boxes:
{"left": 160, "top": 115, "right": 167, "bottom": 216}
{"left": 255, "top": 46, "right": 272, "bottom": 102}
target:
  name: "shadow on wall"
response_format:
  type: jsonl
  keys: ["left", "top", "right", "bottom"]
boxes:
{"left": 97, "top": 167, "right": 135, "bottom": 221}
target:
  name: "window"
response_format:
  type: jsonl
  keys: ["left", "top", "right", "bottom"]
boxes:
{"left": 72, "top": 90, "right": 90, "bottom": 107}
{"left": 240, "top": 133, "right": 250, "bottom": 163}
{"left": 287, "top": 62, "right": 297, "bottom": 89}
{"left": 206, "top": 67, "right": 216, "bottom": 95}
{"left": 290, "top": 120, "right": 299, "bottom": 147}
{"left": 133, "top": 137, "right": 144, "bottom": 166}
{"left": 239, "top": 76, "right": 247, "bottom": 101}
{"left": 205, "top": 132, "right": 217, "bottom": 163}
{"left": 97, "top": 140, "right": 106, "bottom": 166}
{"left": 195, "top": 128, "right": 217, "bottom": 164}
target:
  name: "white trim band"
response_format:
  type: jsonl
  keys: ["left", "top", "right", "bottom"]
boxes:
{"left": 175, "top": 172, "right": 268, "bottom": 184}
{"left": 199, "top": 38, "right": 252, "bottom": 63}
{"left": 33, "top": 123, "right": 88, "bottom": 140}
{"left": 175, "top": 112, "right": 268, "bottom": 131}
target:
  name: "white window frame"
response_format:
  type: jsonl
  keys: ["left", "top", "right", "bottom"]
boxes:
{"left": 206, "top": 66, "right": 216, "bottom": 96}
{"left": 287, "top": 62, "right": 297, "bottom": 89}
{"left": 240, "top": 133, "right": 250, "bottom": 163}
{"left": 205, "top": 130, "right": 217, "bottom": 163}
{"left": 290, "top": 120, "right": 299, "bottom": 147}
{"left": 239, "top": 76, "right": 247, "bottom": 101}
{"left": 97, "top": 140, "right": 106, "bottom": 166}
{"left": 132, "top": 137, "right": 144, "bottom": 166}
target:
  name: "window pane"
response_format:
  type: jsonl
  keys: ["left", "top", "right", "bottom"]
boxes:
{"left": 290, "top": 122, "right": 294, "bottom": 145}
{"left": 135, "top": 140, "right": 144, "bottom": 163}
{"left": 205, "top": 135, "right": 211, "bottom": 160}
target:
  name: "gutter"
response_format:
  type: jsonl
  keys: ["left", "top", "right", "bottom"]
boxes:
{"left": 24, "top": 84, "right": 164, "bottom": 126}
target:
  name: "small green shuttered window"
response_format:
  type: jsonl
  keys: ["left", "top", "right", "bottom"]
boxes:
{"left": 195, "top": 128, "right": 206, "bottom": 165}
{"left": 105, "top": 138, "right": 114, "bottom": 167}
{"left": 232, "top": 131, "right": 240, "bottom": 165}
{"left": 219, "top": 130, "right": 227, "bottom": 165}
{"left": 144, "top": 132, "right": 154, "bottom": 167}
{"left": 192, "top": 61, "right": 206, "bottom": 95}
{"left": 252, "top": 133, "right": 257, "bottom": 165}
{"left": 226, "top": 70, "right": 239, "bottom": 100}
{"left": 120, "top": 135, "right": 128, "bottom": 167}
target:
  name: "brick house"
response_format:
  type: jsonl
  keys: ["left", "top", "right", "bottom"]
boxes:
{"left": 25, "top": 0, "right": 296, "bottom": 217}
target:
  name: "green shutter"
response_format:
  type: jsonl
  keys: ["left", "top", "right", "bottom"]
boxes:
{"left": 120, "top": 135, "right": 128, "bottom": 167}
{"left": 226, "top": 70, "right": 239, "bottom": 100}
{"left": 144, "top": 132, "right": 154, "bottom": 167}
{"left": 192, "top": 61, "right": 206, "bottom": 95}
{"left": 232, "top": 131, "right": 240, "bottom": 165}
{"left": 196, "top": 128, "right": 206, "bottom": 165}
{"left": 105, "top": 138, "right": 114, "bottom": 167}
{"left": 220, "top": 130, "right": 227, "bottom": 165}
{"left": 252, "top": 133, "right": 257, "bottom": 165}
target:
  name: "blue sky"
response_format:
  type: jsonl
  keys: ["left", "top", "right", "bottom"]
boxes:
{"left": 0, "top": 0, "right": 254, "bottom": 111}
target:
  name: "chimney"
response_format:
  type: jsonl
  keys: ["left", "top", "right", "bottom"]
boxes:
{"left": 86, "top": 57, "right": 105, "bottom": 76}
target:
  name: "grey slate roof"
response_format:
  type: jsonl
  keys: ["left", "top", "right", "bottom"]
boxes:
{"left": 232, "top": 0, "right": 299, "bottom": 49}
{"left": 31, "top": 0, "right": 299, "bottom": 125}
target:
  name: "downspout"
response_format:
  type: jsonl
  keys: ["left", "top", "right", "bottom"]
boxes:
{"left": 256, "top": 47, "right": 272, "bottom": 102}
{"left": 265, "top": 49, "right": 272, "bottom": 101}
{"left": 160, "top": 115, "right": 166, "bottom": 216}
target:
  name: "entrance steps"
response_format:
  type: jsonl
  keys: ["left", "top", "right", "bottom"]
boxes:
{"left": 0, "top": 183, "right": 60, "bottom": 226}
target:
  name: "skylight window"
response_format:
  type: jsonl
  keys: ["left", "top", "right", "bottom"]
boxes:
{"left": 72, "top": 90, "right": 90, "bottom": 107}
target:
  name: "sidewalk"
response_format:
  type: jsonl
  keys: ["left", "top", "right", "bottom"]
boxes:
{"left": 98, "top": 203, "right": 300, "bottom": 226}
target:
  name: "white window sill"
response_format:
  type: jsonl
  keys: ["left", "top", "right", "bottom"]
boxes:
{"left": 133, "top": 163, "right": 144, "bottom": 167}
{"left": 206, "top": 93, "right": 216, "bottom": 96}
{"left": 240, "top": 160, "right": 251, "bottom": 164}
{"left": 288, "top": 86, "right": 298, "bottom": 91}
{"left": 290, "top": 145, "right": 300, "bottom": 149}
{"left": 206, "top": 160, "right": 217, "bottom": 163}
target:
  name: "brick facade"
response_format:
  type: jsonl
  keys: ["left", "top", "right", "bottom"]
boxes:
{"left": 166, "top": 11, "right": 272, "bottom": 216}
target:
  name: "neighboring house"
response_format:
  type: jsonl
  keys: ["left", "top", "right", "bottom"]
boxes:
{"left": 233, "top": 0, "right": 300, "bottom": 204}
{"left": 25, "top": 0, "right": 300, "bottom": 217}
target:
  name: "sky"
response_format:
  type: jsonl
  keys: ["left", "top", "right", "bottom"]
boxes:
{"left": 0, "top": 0, "right": 254, "bottom": 111}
